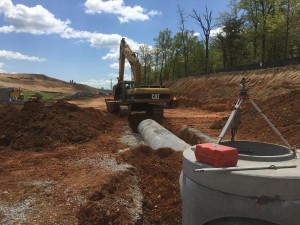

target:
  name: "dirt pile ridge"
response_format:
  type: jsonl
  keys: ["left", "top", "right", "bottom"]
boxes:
{"left": 166, "top": 65, "right": 300, "bottom": 101}
{"left": 171, "top": 89, "right": 300, "bottom": 147}
{"left": 117, "top": 145, "right": 182, "bottom": 225}
{"left": 237, "top": 90, "right": 300, "bottom": 146}
{"left": 0, "top": 100, "right": 112, "bottom": 150}
{"left": 78, "top": 168, "right": 143, "bottom": 225}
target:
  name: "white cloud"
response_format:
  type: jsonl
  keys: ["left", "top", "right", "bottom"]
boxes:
{"left": 148, "top": 10, "right": 161, "bottom": 17}
{"left": 81, "top": 71, "right": 133, "bottom": 89}
{"left": 0, "top": 0, "right": 13, "bottom": 12}
{"left": 0, "top": 1, "right": 143, "bottom": 57}
{"left": 61, "top": 26, "right": 143, "bottom": 62}
{"left": 0, "top": 62, "right": 6, "bottom": 72}
{"left": 61, "top": 28, "right": 122, "bottom": 48}
{"left": 0, "top": 0, "right": 147, "bottom": 74}
{"left": 101, "top": 39, "right": 141, "bottom": 60}
{"left": 210, "top": 27, "right": 224, "bottom": 37}
{"left": 0, "top": 25, "right": 15, "bottom": 33}
{"left": 109, "top": 61, "right": 130, "bottom": 69}
{"left": 123, "top": 73, "right": 131, "bottom": 81}
{"left": 61, "top": 28, "right": 142, "bottom": 61}
{"left": 109, "top": 62, "right": 119, "bottom": 69}
{"left": 102, "top": 48, "right": 119, "bottom": 60}
{"left": 81, "top": 78, "right": 112, "bottom": 89}
{"left": 0, "top": 1, "right": 141, "bottom": 57}
{"left": 193, "top": 32, "right": 200, "bottom": 37}
{"left": 80, "top": 75, "right": 129, "bottom": 89}
{"left": 84, "top": 0, "right": 161, "bottom": 23}
{"left": 0, "top": 0, "right": 70, "bottom": 34}
{"left": 109, "top": 71, "right": 131, "bottom": 81}
{"left": 0, "top": 50, "right": 46, "bottom": 62}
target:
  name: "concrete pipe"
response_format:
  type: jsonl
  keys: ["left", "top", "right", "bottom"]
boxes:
{"left": 138, "top": 119, "right": 190, "bottom": 151}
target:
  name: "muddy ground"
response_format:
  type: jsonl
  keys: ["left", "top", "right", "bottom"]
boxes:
{"left": 0, "top": 67, "right": 299, "bottom": 224}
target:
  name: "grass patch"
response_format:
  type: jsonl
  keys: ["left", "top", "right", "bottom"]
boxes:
{"left": 22, "top": 90, "right": 61, "bottom": 101}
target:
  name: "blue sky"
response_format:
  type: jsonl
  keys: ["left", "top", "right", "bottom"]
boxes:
{"left": 0, "top": 0, "right": 229, "bottom": 89}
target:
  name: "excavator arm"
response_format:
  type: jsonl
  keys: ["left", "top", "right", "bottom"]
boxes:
{"left": 119, "top": 38, "right": 142, "bottom": 86}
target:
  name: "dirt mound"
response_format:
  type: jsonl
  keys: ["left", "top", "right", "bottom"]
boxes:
{"left": 240, "top": 90, "right": 300, "bottom": 146}
{"left": 210, "top": 90, "right": 300, "bottom": 146}
{"left": 77, "top": 145, "right": 182, "bottom": 225}
{"left": 166, "top": 65, "right": 300, "bottom": 104}
{"left": 0, "top": 100, "right": 112, "bottom": 150}
{"left": 118, "top": 145, "right": 182, "bottom": 225}
{"left": 0, "top": 73, "right": 100, "bottom": 94}
{"left": 78, "top": 170, "right": 142, "bottom": 225}
{"left": 176, "top": 98, "right": 234, "bottom": 112}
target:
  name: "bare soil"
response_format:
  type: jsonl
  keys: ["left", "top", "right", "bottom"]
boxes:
{"left": 0, "top": 100, "right": 111, "bottom": 150}
{"left": 0, "top": 73, "right": 99, "bottom": 94}
{"left": 0, "top": 66, "right": 299, "bottom": 224}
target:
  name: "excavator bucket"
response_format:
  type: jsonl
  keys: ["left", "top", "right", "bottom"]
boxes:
{"left": 105, "top": 99, "right": 120, "bottom": 113}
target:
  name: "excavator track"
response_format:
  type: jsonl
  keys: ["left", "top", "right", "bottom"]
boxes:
{"left": 147, "top": 105, "right": 164, "bottom": 118}
{"left": 119, "top": 105, "right": 131, "bottom": 116}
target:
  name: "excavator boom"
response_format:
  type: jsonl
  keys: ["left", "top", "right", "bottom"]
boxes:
{"left": 119, "top": 38, "right": 142, "bottom": 86}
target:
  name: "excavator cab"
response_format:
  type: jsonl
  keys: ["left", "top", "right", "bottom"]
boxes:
{"left": 113, "top": 80, "right": 135, "bottom": 102}
{"left": 125, "top": 81, "right": 134, "bottom": 89}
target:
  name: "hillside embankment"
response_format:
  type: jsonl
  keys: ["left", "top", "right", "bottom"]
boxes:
{"left": 166, "top": 65, "right": 300, "bottom": 101}
{"left": 164, "top": 65, "right": 300, "bottom": 148}
{"left": 0, "top": 73, "right": 99, "bottom": 94}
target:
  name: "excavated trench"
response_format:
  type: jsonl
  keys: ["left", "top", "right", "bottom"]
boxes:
{"left": 128, "top": 113, "right": 163, "bottom": 133}
{"left": 76, "top": 117, "right": 185, "bottom": 225}
{"left": 127, "top": 112, "right": 213, "bottom": 146}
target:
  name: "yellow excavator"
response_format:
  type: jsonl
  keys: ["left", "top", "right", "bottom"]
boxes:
{"left": 28, "top": 92, "right": 43, "bottom": 101}
{"left": 9, "top": 88, "right": 24, "bottom": 101}
{"left": 106, "top": 38, "right": 170, "bottom": 116}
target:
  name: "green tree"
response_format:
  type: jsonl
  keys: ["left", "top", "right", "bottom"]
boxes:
{"left": 214, "top": 33, "right": 227, "bottom": 69}
{"left": 190, "top": 6, "right": 215, "bottom": 71}
{"left": 223, "top": 15, "right": 245, "bottom": 67}
{"left": 186, "top": 31, "right": 205, "bottom": 74}
{"left": 177, "top": 5, "right": 189, "bottom": 76}
{"left": 139, "top": 44, "right": 152, "bottom": 85}
{"left": 238, "top": 0, "right": 261, "bottom": 62}
{"left": 278, "top": 0, "right": 300, "bottom": 58}
{"left": 146, "top": 0, "right": 300, "bottom": 82}
{"left": 171, "top": 30, "right": 203, "bottom": 77}
{"left": 154, "top": 28, "right": 173, "bottom": 81}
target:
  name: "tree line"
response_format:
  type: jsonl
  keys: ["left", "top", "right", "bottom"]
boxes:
{"left": 137, "top": 0, "right": 300, "bottom": 84}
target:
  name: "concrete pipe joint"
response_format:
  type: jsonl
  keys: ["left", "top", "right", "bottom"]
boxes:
{"left": 138, "top": 119, "right": 190, "bottom": 152}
